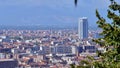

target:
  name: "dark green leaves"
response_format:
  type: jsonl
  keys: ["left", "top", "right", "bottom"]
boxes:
{"left": 93, "top": 0, "right": 120, "bottom": 67}
{"left": 73, "top": 0, "right": 120, "bottom": 68}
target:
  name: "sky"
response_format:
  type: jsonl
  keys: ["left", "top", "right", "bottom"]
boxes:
{"left": 0, "top": 0, "right": 119, "bottom": 26}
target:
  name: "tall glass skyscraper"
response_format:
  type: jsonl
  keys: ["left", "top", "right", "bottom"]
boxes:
{"left": 78, "top": 17, "right": 88, "bottom": 39}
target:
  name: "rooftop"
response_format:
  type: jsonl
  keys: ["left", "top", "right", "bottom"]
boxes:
{"left": 0, "top": 59, "right": 15, "bottom": 62}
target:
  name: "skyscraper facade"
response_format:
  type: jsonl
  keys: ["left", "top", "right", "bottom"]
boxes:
{"left": 78, "top": 17, "right": 88, "bottom": 39}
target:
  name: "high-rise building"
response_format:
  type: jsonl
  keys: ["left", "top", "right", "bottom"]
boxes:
{"left": 78, "top": 17, "right": 88, "bottom": 39}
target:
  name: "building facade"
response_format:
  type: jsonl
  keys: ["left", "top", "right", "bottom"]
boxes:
{"left": 0, "top": 59, "right": 18, "bottom": 68}
{"left": 78, "top": 17, "right": 88, "bottom": 39}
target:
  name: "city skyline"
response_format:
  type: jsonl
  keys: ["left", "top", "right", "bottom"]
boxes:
{"left": 0, "top": 0, "right": 120, "bottom": 68}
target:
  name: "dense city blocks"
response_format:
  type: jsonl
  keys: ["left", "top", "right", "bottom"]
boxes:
{"left": 0, "top": 27, "right": 102, "bottom": 68}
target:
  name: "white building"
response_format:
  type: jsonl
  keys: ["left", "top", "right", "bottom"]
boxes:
{"left": 78, "top": 17, "right": 88, "bottom": 39}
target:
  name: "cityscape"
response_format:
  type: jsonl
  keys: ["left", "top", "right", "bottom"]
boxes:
{"left": 0, "top": 17, "right": 103, "bottom": 68}
{"left": 0, "top": 0, "right": 120, "bottom": 68}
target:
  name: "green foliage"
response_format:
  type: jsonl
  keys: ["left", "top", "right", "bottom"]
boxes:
{"left": 70, "top": 64, "right": 75, "bottom": 68}
{"left": 93, "top": 0, "right": 120, "bottom": 68}
{"left": 72, "top": 0, "right": 120, "bottom": 68}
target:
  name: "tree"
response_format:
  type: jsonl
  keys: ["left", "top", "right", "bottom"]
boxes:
{"left": 92, "top": 0, "right": 120, "bottom": 67}
{"left": 74, "top": 0, "right": 120, "bottom": 68}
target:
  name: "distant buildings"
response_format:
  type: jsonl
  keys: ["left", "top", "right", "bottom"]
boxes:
{"left": 0, "top": 59, "right": 18, "bottom": 68}
{"left": 78, "top": 17, "right": 88, "bottom": 40}
{"left": 41, "top": 45, "right": 76, "bottom": 55}
{"left": 0, "top": 29, "right": 100, "bottom": 68}
{"left": 55, "top": 45, "right": 76, "bottom": 55}
{"left": 77, "top": 45, "right": 97, "bottom": 57}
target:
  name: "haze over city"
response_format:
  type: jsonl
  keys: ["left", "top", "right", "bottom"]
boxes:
{"left": 0, "top": 0, "right": 118, "bottom": 26}
{"left": 0, "top": 0, "right": 120, "bottom": 68}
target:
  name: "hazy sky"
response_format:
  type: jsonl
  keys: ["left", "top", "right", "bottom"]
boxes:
{"left": 0, "top": 0, "right": 119, "bottom": 26}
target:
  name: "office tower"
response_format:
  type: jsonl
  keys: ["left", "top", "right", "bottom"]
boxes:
{"left": 78, "top": 17, "right": 88, "bottom": 39}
